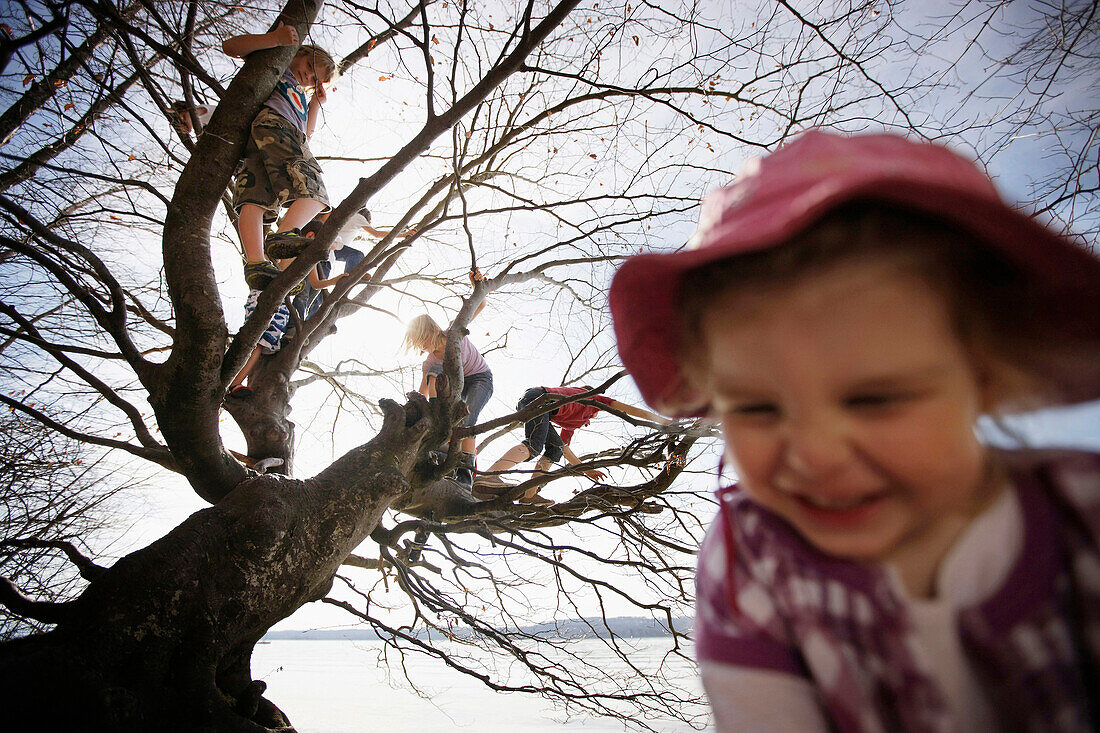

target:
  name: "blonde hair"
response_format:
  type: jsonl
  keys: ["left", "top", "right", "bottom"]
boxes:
{"left": 296, "top": 45, "right": 337, "bottom": 85}
{"left": 403, "top": 314, "right": 445, "bottom": 353}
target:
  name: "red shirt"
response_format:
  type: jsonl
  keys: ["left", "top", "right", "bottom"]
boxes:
{"left": 543, "top": 387, "right": 614, "bottom": 444}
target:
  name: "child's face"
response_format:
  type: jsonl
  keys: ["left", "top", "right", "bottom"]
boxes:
{"left": 290, "top": 54, "right": 319, "bottom": 88}
{"left": 697, "top": 257, "right": 997, "bottom": 566}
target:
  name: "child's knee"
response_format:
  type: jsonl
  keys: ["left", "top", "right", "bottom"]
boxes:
{"left": 518, "top": 441, "right": 536, "bottom": 462}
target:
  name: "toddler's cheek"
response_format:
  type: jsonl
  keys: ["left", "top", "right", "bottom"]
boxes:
{"left": 720, "top": 429, "right": 775, "bottom": 475}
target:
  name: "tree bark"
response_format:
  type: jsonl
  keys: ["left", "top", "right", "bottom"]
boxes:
{"left": 223, "top": 349, "right": 298, "bottom": 475}
{"left": 0, "top": 397, "right": 429, "bottom": 731}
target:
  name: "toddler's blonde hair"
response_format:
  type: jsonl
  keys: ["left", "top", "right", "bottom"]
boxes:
{"left": 403, "top": 314, "right": 445, "bottom": 353}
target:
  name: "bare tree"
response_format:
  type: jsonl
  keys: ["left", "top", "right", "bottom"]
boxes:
{"left": 0, "top": 0, "right": 1094, "bottom": 730}
{"left": 0, "top": 412, "right": 120, "bottom": 641}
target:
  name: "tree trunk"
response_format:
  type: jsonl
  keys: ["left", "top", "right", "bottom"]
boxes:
{"left": 0, "top": 397, "right": 429, "bottom": 731}
{"left": 223, "top": 348, "right": 298, "bottom": 474}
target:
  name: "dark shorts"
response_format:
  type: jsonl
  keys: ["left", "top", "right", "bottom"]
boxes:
{"left": 518, "top": 387, "right": 564, "bottom": 463}
{"left": 230, "top": 107, "right": 329, "bottom": 217}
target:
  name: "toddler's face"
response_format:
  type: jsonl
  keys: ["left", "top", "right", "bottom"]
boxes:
{"left": 697, "top": 258, "right": 996, "bottom": 566}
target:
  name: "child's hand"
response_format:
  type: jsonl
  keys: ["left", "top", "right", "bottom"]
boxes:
{"left": 400, "top": 226, "right": 417, "bottom": 238}
{"left": 584, "top": 468, "right": 607, "bottom": 482}
{"left": 312, "top": 82, "right": 328, "bottom": 105}
{"left": 271, "top": 22, "right": 299, "bottom": 47}
{"left": 469, "top": 268, "right": 486, "bottom": 285}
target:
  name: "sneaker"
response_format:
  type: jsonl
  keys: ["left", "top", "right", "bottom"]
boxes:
{"left": 226, "top": 384, "right": 253, "bottom": 399}
{"left": 472, "top": 475, "right": 512, "bottom": 500}
{"left": 454, "top": 467, "right": 473, "bottom": 490}
{"left": 519, "top": 493, "right": 554, "bottom": 506}
{"left": 264, "top": 228, "right": 311, "bottom": 259}
{"left": 473, "top": 474, "right": 508, "bottom": 488}
{"left": 244, "top": 261, "right": 305, "bottom": 295}
{"left": 244, "top": 261, "right": 281, "bottom": 289}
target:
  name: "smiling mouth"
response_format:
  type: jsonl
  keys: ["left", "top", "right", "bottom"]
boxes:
{"left": 799, "top": 493, "right": 878, "bottom": 509}
{"left": 780, "top": 487, "right": 892, "bottom": 515}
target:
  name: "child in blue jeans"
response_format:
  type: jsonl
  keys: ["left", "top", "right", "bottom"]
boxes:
{"left": 292, "top": 209, "right": 415, "bottom": 321}
{"left": 403, "top": 270, "right": 492, "bottom": 487}
{"left": 610, "top": 130, "right": 1100, "bottom": 732}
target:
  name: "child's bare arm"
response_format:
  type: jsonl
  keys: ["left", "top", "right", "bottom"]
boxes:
{"left": 364, "top": 225, "right": 417, "bottom": 239}
{"left": 469, "top": 268, "right": 488, "bottom": 321}
{"left": 308, "top": 269, "right": 346, "bottom": 290}
{"left": 607, "top": 399, "right": 672, "bottom": 425}
{"left": 223, "top": 22, "right": 298, "bottom": 58}
{"left": 306, "top": 82, "right": 326, "bottom": 138}
{"left": 562, "top": 445, "right": 606, "bottom": 481}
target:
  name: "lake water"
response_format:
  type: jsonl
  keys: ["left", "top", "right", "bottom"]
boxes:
{"left": 252, "top": 638, "right": 711, "bottom": 732}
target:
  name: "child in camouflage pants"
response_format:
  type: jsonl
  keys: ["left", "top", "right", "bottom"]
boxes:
{"left": 223, "top": 22, "right": 336, "bottom": 290}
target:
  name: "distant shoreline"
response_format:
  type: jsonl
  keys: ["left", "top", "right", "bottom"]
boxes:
{"left": 265, "top": 616, "right": 692, "bottom": 641}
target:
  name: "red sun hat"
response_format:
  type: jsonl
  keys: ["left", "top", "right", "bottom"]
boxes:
{"left": 609, "top": 129, "right": 1100, "bottom": 417}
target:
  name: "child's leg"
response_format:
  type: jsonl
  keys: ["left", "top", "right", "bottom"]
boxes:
{"left": 487, "top": 388, "right": 551, "bottom": 473}
{"left": 541, "top": 426, "right": 565, "bottom": 470}
{"left": 238, "top": 204, "right": 268, "bottom": 263}
{"left": 230, "top": 345, "right": 262, "bottom": 390}
{"left": 481, "top": 393, "right": 547, "bottom": 484}
{"left": 486, "top": 443, "right": 533, "bottom": 474}
{"left": 231, "top": 292, "right": 290, "bottom": 393}
{"left": 459, "top": 371, "right": 494, "bottom": 457}
{"left": 334, "top": 244, "right": 366, "bottom": 271}
{"left": 524, "top": 428, "right": 562, "bottom": 500}
{"left": 231, "top": 113, "right": 279, "bottom": 264}
{"left": 524, "top": 456, "right": 556, "bottom": 500}
{"left": 277, "top": 198, "right": 326, "bottom": 234}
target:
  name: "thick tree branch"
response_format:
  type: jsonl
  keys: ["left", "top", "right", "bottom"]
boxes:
{"left": 0, "top": 576, "right": 71, "bottom": 624}
{"left": 2, "top": 538, "right": 107, "bottom": 581}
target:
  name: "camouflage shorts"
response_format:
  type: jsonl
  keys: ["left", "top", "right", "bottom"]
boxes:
{"left": 230, "top": 107, "right": 329, "bottom": 217}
